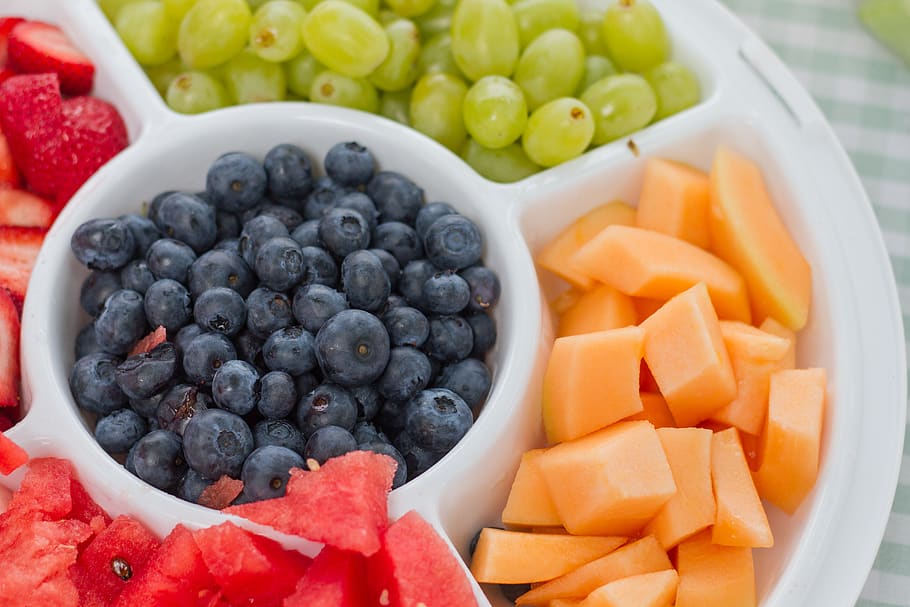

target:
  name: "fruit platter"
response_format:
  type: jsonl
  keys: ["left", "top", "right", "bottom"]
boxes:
{"left": 0, "top": 0, "right": 904, "bottom": 606}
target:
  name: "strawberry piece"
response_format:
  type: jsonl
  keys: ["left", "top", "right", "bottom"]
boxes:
{"left": 7, "top": 21, "right": 94, "bottom": 96}
{"left": 0, "top": 129, "right": 21, "bottom": 187}
{"left": 0, "top": 225, "right": 47, "bottom": 304}
{"left": 0, "top": 188, "right": 54, "bottom": 227}
{"left": 0, "top": 288, "right": 19, "bottom": 407}
{"left": 128, "top": 326, "right": 167, "bottom": 357}
{"left": 197, "top": 475, "right": 244, "bottom": 510}
{"left": 0, "top": 17, "right": 25, "bottom": 66}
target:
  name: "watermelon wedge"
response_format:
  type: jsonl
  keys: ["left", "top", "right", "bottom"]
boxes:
{"left": 284, "top": 546, "right": 368, "bottom": 607}
{"left": 0, "top": 429, "right": 27, "bottom": 474}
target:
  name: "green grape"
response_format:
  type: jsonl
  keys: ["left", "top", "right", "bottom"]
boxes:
{"left": 461, "top": 139, "right": 540, "bottom": 183}
{"left": 145, "top": 57, "right": 187, "bottom": 94}
{"left": 385, "top": 0, "right": 436, "bottom": 18}
{"left": 284, "top": 50, "right": 325, "bottom": 97}
{"left": 378, "top": 9, "right": 400, "bottom": 24}
{"left": 602, "top": 0, "right": 670, "bottom": 73}
{"left": 450, "top": 0, "right": 519, "bottom": 81}
{"left": 163, "top": 0, "right": 197, "bottom": 20}
{"left": 302, "top": 1, "right": 390, "bottom": 77}
{"left": 116, "top": 1, "right": 179, "bottom": 67}
{"left": 379, "top": 89, "right": 411, "bottom": 125}
{"left": 310, "top": 70, "right": 380, "bottom": 112}
{"left": 576, "top": 54, "right": 617, "bottom": 96}
{"left": 99, "top": 0, "right": 144, "bottom": 21}
{"left": 224, "top": 49, "right": 288, "bottom": 103}
{"left": 410, "top": 72, "right": 468, "bottom": 152}
{"left": 370, "top": 18, "right": 420, "bottom": 92}
{"left": 462, "top": 75, "right": 526, "bottom": 149}
{"left": 417, "top": 33, "right": 461, "bottom": 77}
{"left": 178, "top": 0, "right": 252, "bottom": 69}
{"left": 249, "top": 0, "right": 307, "bottom": 62}
{"left": 301, "top": 0, "right": 379, "bottom": 14}
{"left": 644, "top": 61, "right": 700, "bottom": 121}
{"left": 414, "top": 0, "right": 455, "bottom": 37}
{"left": 521, "top": 97, "right": 593, "bottom": 167}
{"left": 580, "top": 73, "right": 657, "bottom": 145}
{"left": 514, "top": 29, "right": 584, "bottom": 111}
{"left": 510, "top": 0, "right": 578, "bottom": 48}
{"left": 578, "top": 8, "right": 608, "bottom": 56}
{"left": 165, "top": 70, "right": 230, "bottom": 113}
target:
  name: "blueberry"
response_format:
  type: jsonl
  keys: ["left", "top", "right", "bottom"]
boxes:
{"left": 341, "top": 250, "right": 390, "bottom": 313}
{"left": 434, "top": 358, "right": 492, "bottom": 411}
{"left": 214, "top": 237, "right": 240, "bottom": 252}
{"left": 404, "top": 388, "right": 472, "bottom": 452}
{"left": 466, "top": 312, "right": 497, "bottom": 358}
{"left": 296, "top": 383, "right": 358, "bottom": 436}
{"left": 290, "top": 219, "right": 322, "bottom": 248}
{"left": 366, "top": 171, "right": 424, "bottom": 224}
{"left": 422, "top": 271, "right": 470, "bottom": 315}
{"left": 325, "top": 141, "right": 375, "bottom": 186}
{"left": 262, "top": 326, "right": 316, "bottom": 376}
{"left": 257, "top": 370, "right": 297, "bottom": 419}
{"left": 128, "top": 429, "right": 187, "bottom": 491}
{"left": 264, "top": 143, "right": 314, "bottom": 205}
{"left": 382, "top": 306, "right": 429, "bottom": 347}
{"left": 212, "top": 360, "right": 260, "bottom": 415}
{"left": 303, "top": 175, "right": 347, "bottom": 220}
{"left": 385, "top": 294, "right": 408, "bottom": 310}
{"left": 404, "top": 444, "right": 445, "bottom": 481}
{"left": 95, "top": 408, "right": 147, "bottom": 454}
{"left": 255, "top": 236, "right": 305, "bottom": 292}
{"left": 353, "top": 421, "right": 387, "bottom": 445}
{"left": 242, "top": 445, "right": 305, "bottom": 501}
{"left": 292, "top": 284, "right": 348, "bottom": 334}
{"left": 187, "top": 249, "right": 256, "bottom": 299}
{"left": 351, "top": 384, "right": 382, "bottom": 421}
{"left": 368, "top": 248, "right": 401, "bottom": 289}
{"left": 75, "top": 323, "right": 108, "bottom": 359}
{"left": 238, "top": 215, "right": 289, "bottom": 267}
{"left": 399, "top": 259, "right": 437, "bottom": 307}
{"left": 147, "top": 190, "right": 176, "bottom": 226}
{"left": 120, "top": 260, "right": 156, "bottom": 295}
{"left": 424, "top": 315, "right": 473, "bottom": 362}
{"left": 193, "top": 287, "right": 247, "bottom": 337}
{"left": 182, "top": 332, "right": 237, "bottom": 386}
{"left": 157, "top": 384, "right": 212, "bottom": 435}
{"left": 70, "top": 353, "right": 128, "bottom": 415}
{"left": 95, "top": 289, "right": 148, "bottom": 354}
{"left": 71, "top": 217, "right": 136, "bottom": 271}
{"left": 423, "top": 214, "right": 482, "bottom": 270}
{"left": 371, "top": 221, "right": 423, "bottom": 266}
{"left": 376, "top": 399, "right": 407, "bottom": 437}
{"left": 295, "top": 372, "right": 320, "bottom": 397}
{"left": 80, "top": 270, "right": 122, "bottom": 316}
{"left": 174, "top": 322, "right": 204, "bottom": 358}
{"left": 144, "top": 279, "right": 192, "bottom": 334}
{"left": 178, "top": 468, "right": 214, "bottom": 503}
{"left": 358, "top": 441, "right": 407, "bottom": 489}
{"left": 319, "top": 207, "right": 370, "bottom": 258}
{"left": 119, "top": 214, "right": 161, "bottom": 257}
{"left": 152, "top": 192, "right": 217, "bottom": 254}
{"left": 146, "top": 238, "right": 197, "bottom": 284}
{"left": 130, "top": 391, "right": 165, "bottom": 418}
{"left": 376, "top": 347, "right": 433, "bottom": 403}
{"left": 393, "top": 429, "right": 414, "bottom": 454}
{"left": 246, "top": 287, "right": 294, "bottom": 340}
{"left": 235, "top": 329, "right": 265, "bottom": 368}
{"left": 256, "top": 204, "right": 304, "bottom": 231}
{"left": 303, "top": 426, "right": 357, "bottom": 465}
{"left": 461, "top": 266, "right": 501, "bottom": 312}
{"left": 336, "top": 192, "right": 379, "bottom": 232}
{"left": 298, "top": 245, "right": 338, "bottom": 288}
{"left": 315, "top": 309, "right": 390, "bottom": 386}
{"left": 415, "top": 202, "right": 456, "bottom": 241}
{"left": 183, "top": 408, "right": 254, "bottom": 479}
{"left": 207, "top": 151, "right": 268, "bottom": 213}
{"left": 215, "top": 211, "right": 242, "bottom": 241}
{"left": 253, "top": 418, "right": 306, "bottom": 455}
{"left": 115, "top": 342, "right": 178, "bottom": 400}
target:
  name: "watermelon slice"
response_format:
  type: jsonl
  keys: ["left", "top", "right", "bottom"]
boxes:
{"left": 368, "top": 510, "right": 478, "bottom": 607}
{"left": 284, "top": 546, "right": 367, "bottom": 607}
{"left": 1, "top": 457, "right": 109, "bottom": 527}
{"left": 225, "top": 451, "right": 396, "bottom": 556}
{"left": 0, "top": 429, "right": 27, "bottom": 474}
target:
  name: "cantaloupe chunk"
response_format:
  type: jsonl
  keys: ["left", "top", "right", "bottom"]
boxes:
{"left": 639, "top": 283, "right": 737, "bottom": 427}
{"left": 636, "top": 158, "right": 711, "bottom": 249}
{"left": 516, "top": 536, "right": 673, "bottom": 605}
{"left": 759, "top": 317, "right": 797, "bottom": 369}
{"left": 543, "top": 327, "right": 644, "bottom": 444}
{"left": 709, "top": 321, "right": 792, "bottom": 436}
{"left": 558, "top": 284, "right": 637, "bottom": 337}
{"left": 532, "top": 526, "right": 571, "bottom": 534}
{"left": 633, "top": 297, "right": 665, "bottom": 323}
{"left": 710, "top": 428, "right": 773, "bottom": 548}
{"left": 570, "top": 224, "right": 751, "bottom": 323}
{"left": 537, "top": 201, "right": 637, "bottom": 290}
{"left": 502, "top": 449, "right": 562, "bottom": 528}
{"left": 470, "top": 528, "right": 626, "bottom": 584}
{"left": 580, "top": 569, "right": 679, "bottom": 607}
{"left": 625, "top": 392, "right": 676, "bottom": 428}
{"left": 552, "top": 288, "right": 584, "bottom": 315}
{"left": 709, "top": 146, "right": 812, "bottom": 330}
{"left": 536, "top": 421, "right": 677, "bottom": 536}
{"left": 676, "top": 530, "right": 756, "bottom": 607}
{"left": 643, "top": 427, "right": 715, "bottom": 550}
{"left": 752, "top": 368, "right": 826, "bottom": 514}
{"left": 549, "top": 600, "right": 583, "bottom": 607}
{"left": 639, "top": 360, "right": 659, "bottom": 393}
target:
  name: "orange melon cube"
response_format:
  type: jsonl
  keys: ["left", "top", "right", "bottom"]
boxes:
{"left": 536, "top": 421, "right": 677, "bottom": 536}
{"left": 470, "top": 528, "right": 626, "bottom": 584}
{"left": 759, "top": 317, "right": 797, "bottom": 369}
{"left": 549, "top": 600, "right": 583, "bottom": 607}
{"left": 639, "top": 283, "right": 737, "bottom": 427}
{"left": 676, "top": 530, "right": 756, "bottom": 607}
{"left": 570, "top": 224, "right": 751, "bottom": 323}
{"left": 516, "top": 536, "right": 673, "bottom": 605}
{"left": 537, "top": 201, "right": 637, "bottom": 290}
{"left": 636, "top": 158, "right": 711, "bottom": 249}
{"left": 753, "top": 368, "right": 826, "bottom": 514}
{"left": 552, "top": 288, "right": 584, "bottom": 315}
{"left": 643, "top": 427, "right": 715, "bottom": 550}
{"left": 558, "top": 284, "right": 637, "bottom": 337}
{"left": 580, "top": 569, "right": 679, "bottom": 607}
{"left": 709, "top": 146, "right": 812, "bottom": 330}
{"left": 633, "top": 297, "right": 665, "bottom": 323}
{"left": 625, "top": 392, "right": 676, "bottom": 428}
{"left": 542, "top": 327, "right": 645, "bottom": 444}
{"left": 532, "top": 526, "right": 571, "bottom": 534}
{"left": 711, "top": 428, "right": 773, "bottom": 548}
{"left": 502, "top": 449, "right": 562, "bottom": 528}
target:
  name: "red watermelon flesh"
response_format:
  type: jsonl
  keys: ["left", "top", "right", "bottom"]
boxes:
{"left": 284, "top": 546, "right": 367, "bottom": 607}
{"left": 225, "top": 451, "right": 396, "bottom": 556}
{"left": 367, "top": 510, "right": 477, "bottom": 607}
{"left": 197, "top": 474, "right": 244, "bottom": 510}
{"left": 72, "top": 514, "right": 161, "bottom": 607}
{"left": 0, "top": 429, "right": 27, "bottom": 474}
{"left": 1, "top": 457, "right": 109, "bottom": 527}
{"left": 192, "top": 521, "right": 312, "bottom": 606}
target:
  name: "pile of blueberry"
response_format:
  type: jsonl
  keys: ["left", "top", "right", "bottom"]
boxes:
{"left": 68, "top": 141, "right": 499, "bottom": 505}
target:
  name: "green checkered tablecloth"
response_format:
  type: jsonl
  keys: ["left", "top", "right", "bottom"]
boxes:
{"left": 718, "top": 0, "right": 910, "bottom": 605}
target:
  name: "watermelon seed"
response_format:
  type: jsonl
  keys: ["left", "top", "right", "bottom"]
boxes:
{"left": 111, "top": 557, "right": 133, "bottom": 581}
{"left": 379, "top": 589, "right": 390, "bottom": 606}
{"left": 306, "top": 457, "right": 321, "bottom": 471}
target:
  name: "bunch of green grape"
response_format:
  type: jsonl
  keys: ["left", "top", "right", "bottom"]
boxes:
{"left": 101, "top": 0, "right": 700, "bottom": 183}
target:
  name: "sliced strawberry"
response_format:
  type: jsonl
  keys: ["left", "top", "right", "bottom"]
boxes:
{"left": 0, "top": 129, "right": 20, "bottom": 188}
{"left": 0, "top": 226, "right": 46, "bottom": 304}
{"left": 0, "top": 288, "right": 19, "bottom": 408}
{"left": 0, "top": 189, "right": 54, "bottom": 228}
{"left": 0, "top": 18, "right": 25, "bottom": 66}
{"left": 7, "top": 22, "right": 94, "bottom": 96}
